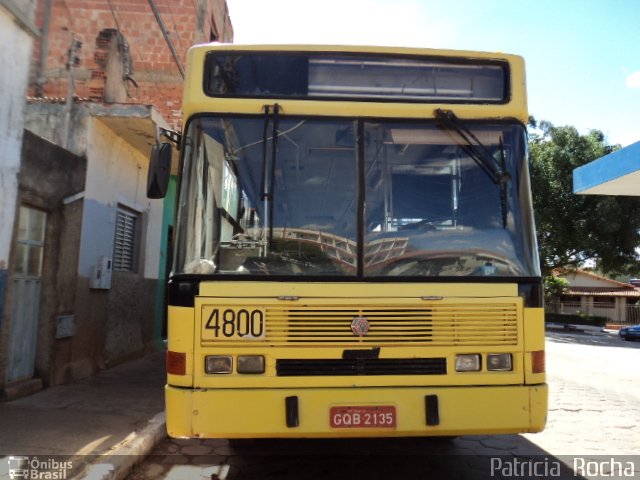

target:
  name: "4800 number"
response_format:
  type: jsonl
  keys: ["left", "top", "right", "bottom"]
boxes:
{"left": 203, "top": 307, "right": 265, "bottom": 339}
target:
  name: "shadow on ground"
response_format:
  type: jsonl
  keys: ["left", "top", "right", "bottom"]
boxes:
{"left": 131, "top": 435, "right": 589, "bottom": 480}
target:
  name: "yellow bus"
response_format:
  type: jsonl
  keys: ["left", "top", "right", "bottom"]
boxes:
{"left": 148, "top": 44, "right": 547, "bottom": 439}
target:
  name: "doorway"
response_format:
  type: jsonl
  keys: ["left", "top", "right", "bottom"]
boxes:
{"left": 5, "top": 206, "right": 46, "bottom": 383}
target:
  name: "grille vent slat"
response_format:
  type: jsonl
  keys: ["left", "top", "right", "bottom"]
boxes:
{"left": 202, "top": 302, "right": 519, "bottom": 347}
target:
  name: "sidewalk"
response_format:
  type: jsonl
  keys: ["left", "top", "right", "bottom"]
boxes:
{"left": 0, "top": 351, "right": 166, "bottom": 480}
{"left": 545, "top": 322, "right": 619, "bottom": 336}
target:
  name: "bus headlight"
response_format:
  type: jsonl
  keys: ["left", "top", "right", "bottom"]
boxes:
{"left": 205, "top": 355, "right": 232, "bottom": 374}
{"left": 455, "top": 354, "right": 481, "bottom": 372}
{"left": 487, "top": 353, "right": 513, "bottom": 371}
{"left": 237, "top": 355, "right": 265, "bottom": 374}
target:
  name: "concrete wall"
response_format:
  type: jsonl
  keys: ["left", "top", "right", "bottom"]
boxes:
{"left": 21, "top": 132, "right": 87, "bottom": 386}
{"left": 50, "top": 112, "right": 165, "bottom": 383}
{"left": 71, "top": 117, "right": 163, "bottom": 373}
{"left": 80, "top": 118, "right": 162, "bottom": 278}
{"left": 22, "top": 100, "right": 90, "bottom": 158}
{"left": 0, "top": 3, "right": 37, "bottom": 328}
{"left": 0, "top": 131, "right": 86, "bottom": 390}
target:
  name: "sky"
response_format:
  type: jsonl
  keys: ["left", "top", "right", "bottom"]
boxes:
{"left": 225, "top": 0, "right": 640, "bottom": 147}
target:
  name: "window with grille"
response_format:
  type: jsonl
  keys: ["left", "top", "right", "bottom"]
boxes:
{"left": 113, "top": 206, "right": 139, "bottom": 272}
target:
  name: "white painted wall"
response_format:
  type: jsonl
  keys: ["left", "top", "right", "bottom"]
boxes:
{"left": 79, "top": 118, "right": 163, "bottom": 279}
{"left": 0, "top": 10, "right": 34, "bottom": 270}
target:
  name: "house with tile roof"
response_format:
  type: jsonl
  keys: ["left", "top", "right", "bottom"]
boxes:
{"left": 547, "top": 269, "right": 640, "bottom": 325}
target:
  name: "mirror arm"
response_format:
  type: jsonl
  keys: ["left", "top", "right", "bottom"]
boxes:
{"left": 158, "top": 126, "right": 182, "bottom": 150}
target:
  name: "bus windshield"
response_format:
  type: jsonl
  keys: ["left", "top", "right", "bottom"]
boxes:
{"left": 174, "top": 115, "right": 540, "bottom": 278}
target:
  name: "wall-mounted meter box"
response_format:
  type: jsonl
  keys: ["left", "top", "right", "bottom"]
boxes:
{"left": 90, "top": 256, "right": 112, "bottom": 289}
{"left": 56, "top": 315, "right": 75, "bottom": 339}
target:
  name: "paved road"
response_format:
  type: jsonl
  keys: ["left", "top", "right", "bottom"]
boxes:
{"left": 128, "top": 331, "right": 640, "bottom": 479}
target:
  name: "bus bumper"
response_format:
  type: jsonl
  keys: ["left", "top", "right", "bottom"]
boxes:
{"left": 166, "top": 383, "right": 547, "bottom": 438}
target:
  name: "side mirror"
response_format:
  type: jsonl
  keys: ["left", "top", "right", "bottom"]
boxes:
{"left": 147, "top": 143, "right": 172, "bottom": 199}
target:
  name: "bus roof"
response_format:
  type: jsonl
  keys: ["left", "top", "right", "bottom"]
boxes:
{"left": 188, "top": 43, "right": 524, "bottom": 60}
{"left": 182, "top": 43, "right": 528, "bottom": 125}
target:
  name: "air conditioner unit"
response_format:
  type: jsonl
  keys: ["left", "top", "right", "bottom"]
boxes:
{"left": 90, "top": 256, "right": 112, "bottom": 289}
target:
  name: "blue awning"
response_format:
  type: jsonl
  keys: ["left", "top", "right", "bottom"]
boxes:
{"left": 573, "top": 140, "right": 640, "bottom": 196}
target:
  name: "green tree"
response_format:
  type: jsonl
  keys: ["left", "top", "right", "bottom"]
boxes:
{"left": 543, "top": 275, "right": 569, "bottom": 304}
{"left": 528, "top": 118, "right": 640, "bottom": 276}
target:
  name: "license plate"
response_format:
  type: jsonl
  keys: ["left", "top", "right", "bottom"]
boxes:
{"left": 330, "top": 406, "right": 396, "bottom": 429}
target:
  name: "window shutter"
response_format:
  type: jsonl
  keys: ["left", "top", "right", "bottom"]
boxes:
{"left": 113, "top": 207, "right": 138, "bottom": 272}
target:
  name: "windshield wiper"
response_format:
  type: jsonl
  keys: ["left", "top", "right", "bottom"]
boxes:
{"left": 260, "top": 104, "right": 281, "bottom": 250}
{"left": 497, "top": 136, "right": 509, "bottom": 228}
{"left": 435, "top": 109, "right": 510, "bottom": 228}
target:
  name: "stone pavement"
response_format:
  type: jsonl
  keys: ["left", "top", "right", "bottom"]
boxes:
{"left": 523, "top": 329, "right": 640, "bottom": 456}
{"left": 0, "top": 351, "right": 166, "bottom": 480}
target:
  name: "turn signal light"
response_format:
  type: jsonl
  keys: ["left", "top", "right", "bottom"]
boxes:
{"left": 531, "top": 350, "right": 545, "bottom": 373}
{"left": 167, "top": 351, "right": 186, "bottom": 375}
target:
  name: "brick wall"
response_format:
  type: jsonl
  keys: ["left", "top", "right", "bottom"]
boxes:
{"left": 30, "top": 0, "right": 233, "bottom": 129}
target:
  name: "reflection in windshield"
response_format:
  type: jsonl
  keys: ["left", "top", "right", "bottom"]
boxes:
{"left": 362, "top": 121, "right": 538, "bottom": 277}
{"left": 173, "top": 116, "right": 540, "bottom": 278}
{"left": 175, "top": 117, "right": 358, "bottom": 276}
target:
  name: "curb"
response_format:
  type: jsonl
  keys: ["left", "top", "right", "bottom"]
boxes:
{"left": 546, "top": 323, "right": 618, "bottom": 336}
{"left": 75, "top": 412, "right": 166, "bottom": 480}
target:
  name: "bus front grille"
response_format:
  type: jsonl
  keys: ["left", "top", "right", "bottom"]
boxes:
{"left": 276, "top": 358, "right": 447, "bottom": 376}
{"left": 264, "top": 303, "right": 518, "bottom": 346}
